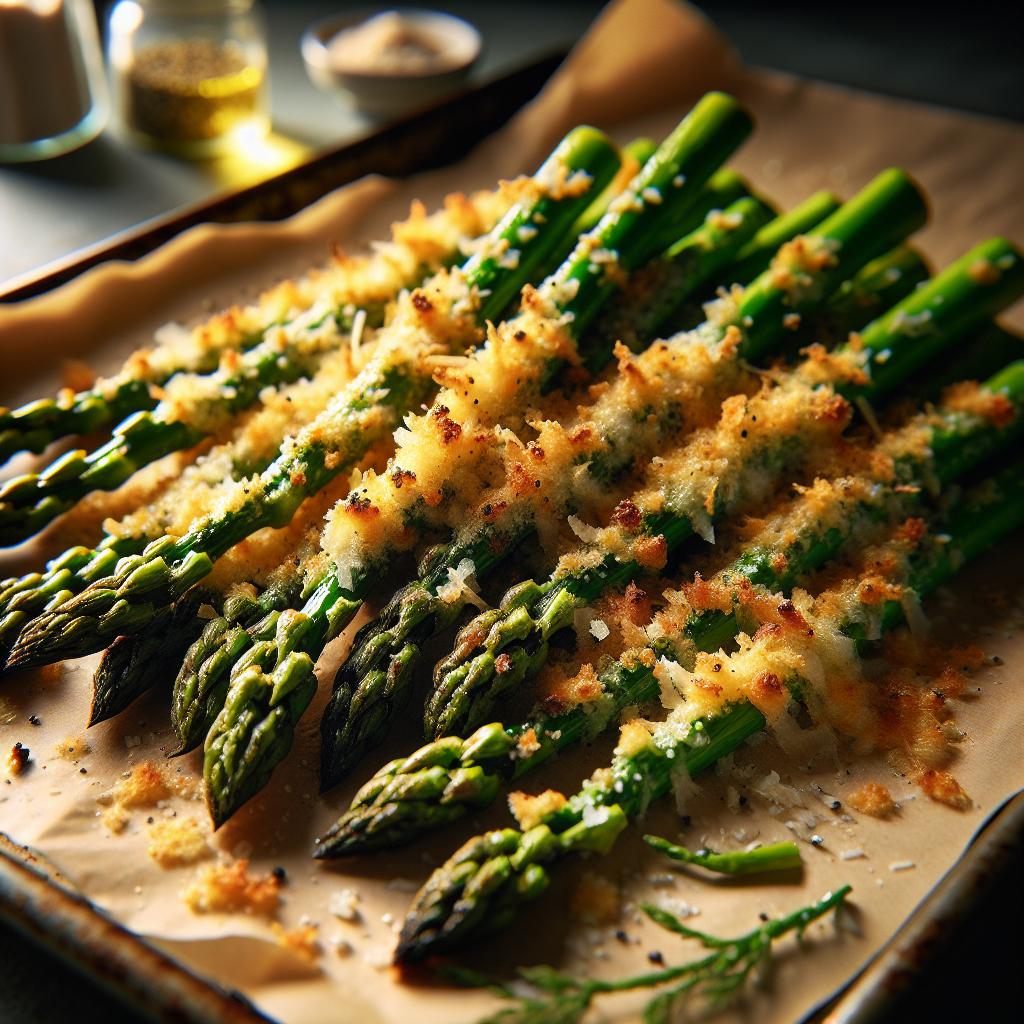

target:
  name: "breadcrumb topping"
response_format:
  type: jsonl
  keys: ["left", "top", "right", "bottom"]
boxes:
{"left": 183, "top": 859, "right": 281, "bottom": 916}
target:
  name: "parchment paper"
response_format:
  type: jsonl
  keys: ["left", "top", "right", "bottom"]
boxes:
{"left": 2, "top": 2, "right": 1023, "bottom": 1022}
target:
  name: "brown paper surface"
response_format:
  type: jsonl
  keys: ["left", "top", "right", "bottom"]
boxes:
{"left": 2, "top": 2, "right": 1023, "bottom": 1021}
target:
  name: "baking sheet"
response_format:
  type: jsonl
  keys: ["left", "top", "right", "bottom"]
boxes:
{"left": 2, "top": 1, "right": 1024, "bottom": 1021}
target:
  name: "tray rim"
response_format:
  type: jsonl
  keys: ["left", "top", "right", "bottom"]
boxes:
{"left": 4, "top": 789, "right": 1022, "bottom": 1024}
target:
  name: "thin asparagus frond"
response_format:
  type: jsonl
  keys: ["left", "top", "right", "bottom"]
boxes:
{"left": 455, "top": 886, "right": 849, "bottom": 1024}
{"left": 642, "top": 835, "right": 802, "bottom": 876}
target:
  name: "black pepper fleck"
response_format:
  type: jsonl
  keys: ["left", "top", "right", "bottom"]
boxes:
{"left": 647, "top": 950, "right": 664, "bottom": 965}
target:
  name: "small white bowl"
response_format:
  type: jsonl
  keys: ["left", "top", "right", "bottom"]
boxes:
{"left": 301, "top": 9, "right": 482, "bottom": 119}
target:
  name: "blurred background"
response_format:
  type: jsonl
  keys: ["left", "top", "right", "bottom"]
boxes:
{"left": 1, "top": 0, "right": 1020, "bottom": 290}
{"left": 1, "top": 1, "right": 1022, "bottom": 1020}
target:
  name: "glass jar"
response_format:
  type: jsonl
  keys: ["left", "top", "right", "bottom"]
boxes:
{"left": 0, "top": 0, "right": 108, "bottom": 163}
{"left": 107, "top": 0, "right": 269, "bottom": 157}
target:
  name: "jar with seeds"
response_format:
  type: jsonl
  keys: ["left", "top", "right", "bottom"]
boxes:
{"left": 107, "top": 0, "right": 268, "bottom": 156}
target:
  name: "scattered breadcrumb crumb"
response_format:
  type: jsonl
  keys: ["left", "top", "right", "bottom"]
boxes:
{"left": 848, "top": 782, "right": 897, "bottom": 818}
{"left": 916, "top": 769, "right": 971, "bottom": 809}
{"left": 148, "top": 818, "right": 210, "bottom": 867}
{"left": 55, "top": 736, "right": 90, "bottom": 760}
{"left": 183, "top": 859, "right": 281, "bottom": 916}
{"left": 108, "top": 761, "right": 172, "bottom": 809}
{"left": 272, "top": 922, "right": 320, "bottom": 961}
{"left": 102, "top": 804, "right": 130, "bottom": 834}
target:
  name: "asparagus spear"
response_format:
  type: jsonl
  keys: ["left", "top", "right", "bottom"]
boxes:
{"left": 423, "top": 237, "right": 1024, "bottom": 743}
{"left": 167, "top": 570, "right": 311, "bottom": 750}
{"left": 0, "top": 175, "right": 525, "bottom": 466}
{"left": 194, "top": 97, "right": 760, "bottom": 824}
{"left": 788, "top": 244, "right": 929, "bottom": 350}
{"left": 315, "top": 359, "right": 1024, "bottom": 855}
{"left": 7, "top": 120, "right": 627, "bottom": 671}
{"left": 395, "top": 463, "right": 1024, "bottom": 962}
{"left": 89, "top": 569, "right": 308, "bottom": 726}
{"left": 315, "top": 177, "right": 926, "bottom": 791}
{"left": 0, "top": 535, "right": 145, "bottom": 666}
{"left": 88, "top": 590, "right": 216, "bottom": 725}
{"left": 0, "top": 317, "right": 351, "bottom": 546}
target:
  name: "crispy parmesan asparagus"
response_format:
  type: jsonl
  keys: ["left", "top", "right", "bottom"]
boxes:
{"left": 315, "top": 359, "right": 1024, "bottom": 855}
{"left": 191, "top": 98, "right": 760, "bottom": 825}
{"left": 6, "top": 120, "right": 629, "bottom": 671}
{"left": 169, "top": 191, "right": 773, "bottom": 761}
{"left": 0, "top": 179, "right": 525, "bottom": 466}
{"left": 423, "top": 238, "right": 1024, "bottom": 742}
{"left": 170, "top": 188, "right": 873, "bottom": 772}
{"left": 0, "top": 120, "right": 647, "bottom": 548}
{"left": 394, "top": 463, "right": 1024, "bottom": 962}
{"left": 318, "top": 228, "right": 929, "bottom": 794}
{"left": 0, "top": 346, "right": 372, "bottom": 664}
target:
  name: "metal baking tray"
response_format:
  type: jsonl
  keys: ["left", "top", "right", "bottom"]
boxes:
{"left": 1, "top": 48, "right": 1020, "bottom": 1021}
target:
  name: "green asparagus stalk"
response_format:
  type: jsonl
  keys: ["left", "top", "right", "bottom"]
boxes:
{"left": 0, "top": 342, "right": 375, "bottom": 665}
{"left": 0, "top": 319, "right": 353, "bottom": 546}
{"left": 640, "top": 166, "right": 752, "bottom": 257}
{"left": 315, "top": 177, "right": 925, "bottom": 793}
{"left": 167, "top": 572, "right": 310, "bottom": 751}
{"left": 423, "top": 237, "right": 1023, "bottom": 743}
{"left": 643, "top": 835, "right": 802, "bottom": 875}
{"left": 89, "top": 570, "right": 307, "bottom": 726}
{"left": 314, "top": 359, "right": 1024, "bottom": 856}
{"left": 790, "top": 245, "right": 929, "bottom": 350}
{"left": 569, "top": 137, "right": 658, "bottom": 238}
{"left": 0, "top": 535, "right": 146, "bottom": 665}
{"left": 455, "top": 886, "right": 848, "bottom": 1023}
{"left": 724, "top": 190, "right": 841, "bottom": 287}
{"left": 394, "top": 463, "right": 1024, "bottom": 962}
{"left": 193, "top": 97, "right": 760, "bottom": 825}
{"left": 6, "top": 120, "right": 628, "bottom": 673}
{"left": 585, "top": 193, "right": 774, "bottom": 353}
{"left": 88, "top": 589, "right": 216, "bottom": 725}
